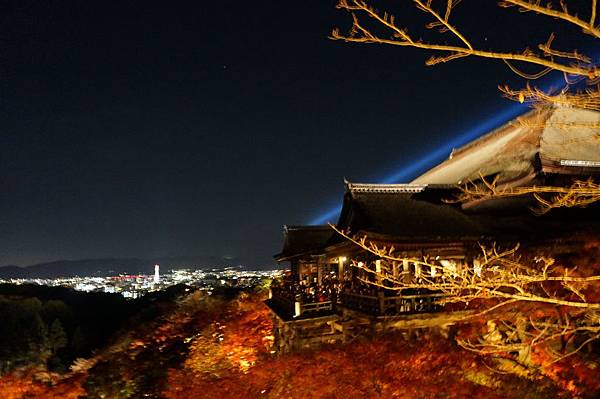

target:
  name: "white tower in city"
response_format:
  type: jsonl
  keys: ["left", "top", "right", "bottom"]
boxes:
{"left": 154, "top": 264, "right": 160, "bottom": 284}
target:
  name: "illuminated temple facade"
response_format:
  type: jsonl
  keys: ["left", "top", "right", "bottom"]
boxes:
{"left": 267, "top": 106, "right": 600, "bottom": 352}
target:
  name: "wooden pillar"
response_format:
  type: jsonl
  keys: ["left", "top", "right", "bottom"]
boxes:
{"left": 473, "top": 259, "right": 482, "bottom": 277}
{"left": 375, "top": 259, "right": 382, "bottom": 285}
{"left": 457, "top": 259, "right": 464, "bottom": 274}
{"left": 338, "top": 257, "right": 346, "bottom": 280}
{"left": 317, "top": 264, "right": 323, "bottom": 285}
{"left": 402, "top": 259, "right": 409, "bottom": 283}
{"left": 414, "top": 262, "right": 421, "bottom": 278}
{"left": 378, "top": 291, "right": 385, "bottom": 315}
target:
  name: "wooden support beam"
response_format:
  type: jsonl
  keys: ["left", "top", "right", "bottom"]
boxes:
{"left": 375, "top": 259, "right": 382, "bottom": 285}
{"left": 338, "top": 257, "right": 346, "bottom": 280}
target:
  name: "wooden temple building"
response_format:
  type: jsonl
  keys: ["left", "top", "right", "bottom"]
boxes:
{"left": 266, "top": 106, "right": 600, "bottom": 352}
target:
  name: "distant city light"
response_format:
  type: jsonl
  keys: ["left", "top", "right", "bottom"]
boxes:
{"left": 0, "top": 268, "right": 284, "bottom": 299}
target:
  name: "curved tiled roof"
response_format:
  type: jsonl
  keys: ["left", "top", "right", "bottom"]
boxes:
{"left": 335, "top": 184, "right": 485, "bottom": 241}
{"left": 274, "top": 225, "right": 333, "bottom": 261}
{"left": 412, "top": 106, "right": 600, "bottom": 185}
{"left": 334, "top": 180, "right": 600, "bottom": 245}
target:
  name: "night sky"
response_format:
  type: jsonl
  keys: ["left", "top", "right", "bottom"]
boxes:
{"left": 0, "top": 1, "right": 593, "bottom": 267}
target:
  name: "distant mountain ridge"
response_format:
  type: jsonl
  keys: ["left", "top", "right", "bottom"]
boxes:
{"left": 0, "top": 255, "right": 244, "bottom": 279}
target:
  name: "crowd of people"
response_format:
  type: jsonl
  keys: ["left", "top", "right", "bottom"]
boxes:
{"left": 271, "top": 273, "right": 342, "bottom": 304}
{"left": 271, "top": 271, "right": 387, "bottom": 304}
{"left": 271, "top": 270, "right": 442, "bottom": 317}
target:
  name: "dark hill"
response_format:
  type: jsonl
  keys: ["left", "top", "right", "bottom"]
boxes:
{"left": 0, "top": 256, "right": 243, "bottom": 279}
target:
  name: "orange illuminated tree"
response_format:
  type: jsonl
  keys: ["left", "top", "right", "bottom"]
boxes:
{"left": 332, "top": 0, "right": 600, "bottom": 110}
{"left": 331, "top": 224, "right": 600, "bottom": 373}
{"left": 446, "top": 175, "right": 600, "bottom": 214}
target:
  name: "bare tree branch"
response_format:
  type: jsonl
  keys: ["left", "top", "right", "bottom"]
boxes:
{"left": 330, "top": 224, "right": 600, "bottom": 361}
{"left": 499, "top": 0, "right": 600, "bottom": 38}
{"left": 446, "top": 175, "right": 600, "bottom": 214}
{"left": 332, "top": 0, "right": 599, "bottom": 78}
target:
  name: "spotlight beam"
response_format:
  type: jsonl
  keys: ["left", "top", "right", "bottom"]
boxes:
{"left": 308, "top": 69, "right": 582, "bottom": 225}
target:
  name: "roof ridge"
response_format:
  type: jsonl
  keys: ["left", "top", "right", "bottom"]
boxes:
{"left": 450, "top": 108, "right": 545, "bottom": 159}
{"left": 411, "top": 107, "right": 554, "bottom": 184}
{"left": 344, "top": 182, "right": 453, "bottom": 194}
{"left": 284, "top": 225, "right": 331, "bottom": 231}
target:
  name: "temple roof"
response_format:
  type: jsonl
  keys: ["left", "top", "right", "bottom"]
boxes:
{"left": 335, "top": 183, "right": 485, "bottom": 241}
{"left": 333, "top": 180, "right": 600, "bottom": 245}
{"left": 274, "top": 225, "right": 333, "bottom": 261}
{"left": 412, "top": 106, "right": 600, "bottom": 186}
{"left": 276, "top": 106, "right": 600, "bottom": 258}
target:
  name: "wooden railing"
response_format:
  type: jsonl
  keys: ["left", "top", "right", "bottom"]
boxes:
{"left": 341, "top": 291, "right": 445, "bottom": 316}
{"left": 382, "top": 293, "right": 444, "bottom": 315}
{"left": 271, "top": 285, "right": 445, "bottom": 317}
{"left": 270, "top": 286, "right": 333, "bottom": 318}
{"left": 298, "top": 300, "right": 333, "bottom": 315}
{"left": 340, "top": 292, "right": 380, "bottom": 315}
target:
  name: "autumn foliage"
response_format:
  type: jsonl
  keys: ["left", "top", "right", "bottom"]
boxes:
{"left": 165, "top": 328, "right": 575, "bottom": 399}
{"left": 2, "top": 288, "right": 599, "bottom": 398}
{"left": 163, "top": 292, "right": 599, "bottom": 399}
{"left": 0, "top": 367, "right": 85, "bottom": 399}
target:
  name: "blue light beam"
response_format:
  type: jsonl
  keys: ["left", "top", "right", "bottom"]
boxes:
{"left": 308, "top": 103, "right": 527, "bottom": 225}
{"left": 308, "top": 68, "right": 584, "bottom": 225}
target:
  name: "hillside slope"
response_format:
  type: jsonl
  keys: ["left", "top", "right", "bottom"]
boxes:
{"left": 1, "top": 290, "right": 598, "bottom": 398}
